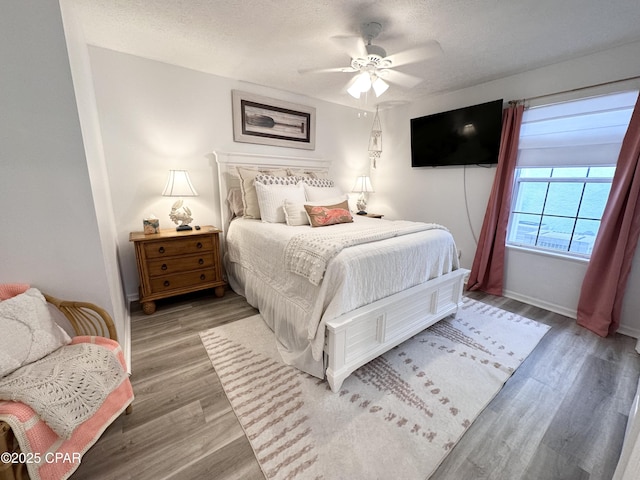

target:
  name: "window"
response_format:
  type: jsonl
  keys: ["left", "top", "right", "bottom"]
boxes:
{"left": 508, "top": 166, "right": 614, "bottom": 256}
{"left": 507, "top": 91, "right": 637, "bottom": 257}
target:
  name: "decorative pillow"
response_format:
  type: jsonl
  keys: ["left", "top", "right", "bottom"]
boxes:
{"left": 304, "top": 183, "right": 344, "bottom": 201}
{"left": 283, "top": 195, "right": 348, "bottom": 226}
{"left": 226, "top": 187, "right": 244, "bottom": 217}
{"left": 0, "top": 288, "right": 71, "bottom": 378}
{"left": 237, "top": 167, "right": 288, "bottom": 219}
{"left": 286, "top": 168, "right": 329, "bottom": 179}
{"left": 302, "top": 177, "right": 334, "bottom": 188}
{"left": 283, "top": 199, "right": 310, "bottom": 226}
{"left": 254, "top": 174, "right": 299, "bottom": 186}
{"left": 304, "top": 200, "right": 354, "bottom": 227}
{"left": 287, "top": 168, "right": 315, "bottom": 179}
{"left": 255, "top": 181, "right": 306, "bottom": 223}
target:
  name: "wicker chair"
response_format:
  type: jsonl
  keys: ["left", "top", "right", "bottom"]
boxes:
{"left": 0, "top": 294, "right": 132, "bottom": 480}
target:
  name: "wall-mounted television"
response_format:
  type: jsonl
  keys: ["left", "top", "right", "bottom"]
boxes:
{"left": 410, "top": 99, "right": 504, "bottom": 167}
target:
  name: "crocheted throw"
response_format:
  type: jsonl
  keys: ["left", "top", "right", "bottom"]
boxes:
{"left": 285, "top": 221, "right": 448, "bottom": 285}
{"left": 0, "top": 342, "right": 127, "bottom": 439}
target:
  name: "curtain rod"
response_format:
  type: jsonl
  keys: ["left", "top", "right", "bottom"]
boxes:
{"left": 509, "top": 74, "right": 640, "bottom": 105}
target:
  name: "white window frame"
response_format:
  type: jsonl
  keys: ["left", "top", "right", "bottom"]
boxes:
{"left": 507, "top": 168, "right": 612, "bottom": 258}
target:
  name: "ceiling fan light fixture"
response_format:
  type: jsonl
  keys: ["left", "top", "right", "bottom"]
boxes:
{"left": 347, "top": 83, "right": 362, "bottom": 99}
{"left": 348, "top": 72, "right": 372, "bottom": 98}
{"left": 372, "top": 77, "right": 389, "bottom": 97}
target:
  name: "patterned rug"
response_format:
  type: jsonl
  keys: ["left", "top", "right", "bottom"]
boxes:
{"left": 200, "top": 297, "right": 550, "bottom": 480}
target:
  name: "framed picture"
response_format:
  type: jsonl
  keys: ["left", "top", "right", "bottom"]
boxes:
{"left": 232, "top": 90, "right": 316, "bottom": 150}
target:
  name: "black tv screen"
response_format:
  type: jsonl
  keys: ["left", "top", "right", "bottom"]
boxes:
{"left": 411, "top": 99, "right": 504, "bottom": 167}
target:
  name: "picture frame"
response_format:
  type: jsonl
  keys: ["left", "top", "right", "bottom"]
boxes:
{"left": 232, "top": 90, "right": 316, "bottom": 150}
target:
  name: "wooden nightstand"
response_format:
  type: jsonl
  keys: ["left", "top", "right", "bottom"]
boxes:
{"left": 129, "top": 226, "right": 226, "bottom": 314}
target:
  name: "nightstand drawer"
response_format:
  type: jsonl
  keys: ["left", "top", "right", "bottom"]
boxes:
{"left": 147, "top": 253, "right": 216, "bottom": 277}
{"left": 149, "top": 269, "right": 216, "bottom": 294}
{"left": 143, "top": 236, "right": 213, "bottom": 259}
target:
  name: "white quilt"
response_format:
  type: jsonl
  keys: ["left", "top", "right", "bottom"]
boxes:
{"left": 285, "top": 221, "right": 449, "bottom": 286}
{"left": 225, "top": 215, "right": 459, "bottom": 377}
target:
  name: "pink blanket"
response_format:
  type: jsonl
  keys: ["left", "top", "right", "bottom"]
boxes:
{"left": 0, "top": 336, "right": 133, "bottom": 480}
{"left": 0, "top": 283, "right": 29, "bottom": 301}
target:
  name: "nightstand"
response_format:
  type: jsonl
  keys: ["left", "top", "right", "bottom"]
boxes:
{"left": 129, "top": 226, "right": 226, "bottom": 314}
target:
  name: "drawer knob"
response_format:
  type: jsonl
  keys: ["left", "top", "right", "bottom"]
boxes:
{"left": 161, "top": 264, "right": 168, "bottom": 270}
{"left": 196, "top": 242, "right": 203, "bottom": 249}
{"left": 198, "top": 258, "right": 204, "bottom": 265}
{"left": 200, "top": 274, "right": 206, "bottom": 281}
{"left": 163, "top": 280, "right": 170, "bottom": 287}
{"left": 158, "top": 246, "right": 165, "bottom": 254}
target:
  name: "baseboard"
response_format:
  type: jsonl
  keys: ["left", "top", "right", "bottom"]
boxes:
{"left": 504, "top": 289, "right": 640, "bottom": 344}
{"left": 503, "top": 289, "right": 578, "bottom": 319}
{"left": 126, "top": 292, "right": 139, "bottom": 304}
{"left": 617, "top": 325, "right": 640, "bottom": 343}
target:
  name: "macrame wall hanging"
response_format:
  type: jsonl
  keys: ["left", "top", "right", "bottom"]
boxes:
{"left": 368, "top": 106, "right": 382, "bottom": 168}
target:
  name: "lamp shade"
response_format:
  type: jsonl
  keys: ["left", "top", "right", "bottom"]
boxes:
{"left": 372, "top": 77, "right": 389, "bottom": 97}
{"left": 162, "top": 170, "right": 198, "bottom": 197}
{"left": 347, "top": 72, "right": 373, "bottom": 99}
{"left": 351, "top": 175, "right": 374, "bottom": 193}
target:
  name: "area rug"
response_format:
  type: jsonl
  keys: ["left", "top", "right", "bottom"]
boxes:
{"left": 200, "top": 297, "right": 550, "bottom": 480}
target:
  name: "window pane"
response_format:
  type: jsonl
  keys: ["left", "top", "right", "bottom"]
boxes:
{"left": 516, "top": 182, "right": 547, "bottom": 214}
{"left": 588, "top": 166, "right": 616, "bottom": 178}
{"left": 537, "top": 216, "right": 576, "bottom": 251}
{"left": 519, "top": 167, "right": 552, "bottom": 178}
{"left": 544, "top": 182, "right": 583, "bottom": 216}
{"left": 570, "top": 219, "right": 601, "bottom": 255}
{"left": 508, "top": 213, "right": 541, "bottom": 246}
{"left": 578, "top": 183, "right": 611, "bottom": 219}
{"left": 552, "top": 167, "right": 588, "bottom": 178}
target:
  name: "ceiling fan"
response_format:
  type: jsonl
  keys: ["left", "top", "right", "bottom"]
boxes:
{"left": 300, "top": 22, "right": 443, "bottom": 99}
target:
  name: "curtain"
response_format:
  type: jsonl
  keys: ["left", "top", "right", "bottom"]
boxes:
{"left": 577, "top": 93, "right": 640, "bottom": 337}
{"left": 467, "top": 103, "right": 525, "bottom": 295}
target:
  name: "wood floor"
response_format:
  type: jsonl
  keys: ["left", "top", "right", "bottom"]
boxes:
{"left": 72, "top": 289, "right": 640, "bottom": 480}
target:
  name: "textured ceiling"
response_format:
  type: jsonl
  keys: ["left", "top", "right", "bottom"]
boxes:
{"left": 69, "top": 0, "right": 640, "bottom": 109}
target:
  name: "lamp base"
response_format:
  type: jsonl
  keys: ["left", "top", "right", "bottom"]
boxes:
{"left": 176, "top": 225, "right": 193, "bottom": 231}
{"left": 356, "top": 211, "right": 368, "bottom": 215}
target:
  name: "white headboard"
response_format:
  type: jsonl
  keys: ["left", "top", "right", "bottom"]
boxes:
{"left": 213, "top": 151, "right": 331, "bottom": 238}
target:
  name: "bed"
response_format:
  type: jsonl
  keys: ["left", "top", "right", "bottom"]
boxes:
{"left": 214, "top": 151, "right": 468, "bottom": 392}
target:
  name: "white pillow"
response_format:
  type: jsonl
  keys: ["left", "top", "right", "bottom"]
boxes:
{"left": 255, "top": 181, "right": 306, "bottom": 223}
{"left": 304, "top": 184, "right": 344, "bottom": 201}
{"left": 237, "top": 167, "right": 288, "bottom": 219}
{"left": 284, "top": 195, "right": 348, "bottom": 226}
{"left": 0, "top": 288, "right": 71, "bottom": 378}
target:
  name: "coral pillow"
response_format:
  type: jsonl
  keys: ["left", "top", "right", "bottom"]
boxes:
{"left": 0, "top": 288, "right": 71, "bottom": 378}
{"left": 304, "top": 200, "right": 353, "bottom": 227}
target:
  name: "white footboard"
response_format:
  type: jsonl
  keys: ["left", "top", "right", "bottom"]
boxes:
{"left": 324, "top": 268, "right": 469, "bottom": 392}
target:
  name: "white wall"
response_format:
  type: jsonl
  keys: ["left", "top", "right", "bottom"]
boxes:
{"left": 0, "top": 2, "right": 123, "bottom": 338}
{"left": 378, "top": 40, "right": 640, "bottom": 338}
{"left": 58, "top": 0, "right": 131, "bottom": 368}
{"left": 86, "top": 47, "right": 373, "bottom": 300}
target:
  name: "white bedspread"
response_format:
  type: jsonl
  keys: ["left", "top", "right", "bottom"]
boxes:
{"left": 225, "top": 216, "right": 459, "bottom": 377}
{"left": 285, "top": 221, "right": 449, "bottom": 286}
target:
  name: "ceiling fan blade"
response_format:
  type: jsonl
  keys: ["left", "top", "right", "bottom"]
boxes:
{"left": 330, "top": 35, "right": 367, "bottom": 59}
{"left": 379, "top": 69, "right": 425, "bottom": 89}
{"left": 385, "top": 40, "right": 443, "bottom": 67}
{"left": 298, "top": 66, "right": 357, "bottom": 74}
